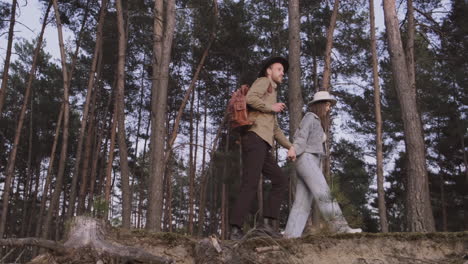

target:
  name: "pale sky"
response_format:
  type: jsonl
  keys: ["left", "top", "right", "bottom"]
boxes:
{"left": 0, "top": 0, "right": 386, "bottom": 62}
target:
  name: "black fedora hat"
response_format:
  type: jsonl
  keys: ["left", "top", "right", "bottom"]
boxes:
{"left": 258, "top": 56, "right": 289, "bottom": 78}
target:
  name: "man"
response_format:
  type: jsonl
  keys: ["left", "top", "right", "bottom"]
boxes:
{"left": 229, "top": 56, "right": 297, "bottom": 240}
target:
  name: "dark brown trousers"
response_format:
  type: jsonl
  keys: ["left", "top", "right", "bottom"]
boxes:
{"left": 229, "top": 131, "right": 289, "bottom": 227}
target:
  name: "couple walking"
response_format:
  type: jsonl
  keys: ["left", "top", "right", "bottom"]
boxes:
{"left": 229, "top": 56, "right": 361, "bottom": 240}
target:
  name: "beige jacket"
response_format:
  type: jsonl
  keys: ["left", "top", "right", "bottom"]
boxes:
{"left": 246, "top": 77, "right": 292, "bottom": 149}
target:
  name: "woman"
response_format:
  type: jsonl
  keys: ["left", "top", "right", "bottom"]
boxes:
{"left": 284, "top": 91, "right": 362, "bottom": 238}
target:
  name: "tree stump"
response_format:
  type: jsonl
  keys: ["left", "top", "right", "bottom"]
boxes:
{"left": 0, "top": 216, "right": 175, "bottom": 264}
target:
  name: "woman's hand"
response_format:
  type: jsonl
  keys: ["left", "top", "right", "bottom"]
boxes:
{"left": 287, "top": 146, "right": 297, "bottom": 161}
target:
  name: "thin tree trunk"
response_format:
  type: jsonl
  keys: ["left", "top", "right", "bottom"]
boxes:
{"left": 87, "top": 122, "right": 103, "bottom": 213}
{"left": 163, "top": 158, "right": 173, "bottom": 232}
{"left": 42, "top": 0, "right": 72, "bottom": 240}
{"left": 382, "top": 0, "right": 435, "bottom": 232}
{"left": 20, "top": 91, "right": 35, "bottom": 237}
{"left": 67, "top": 0, "right": 107, "bottom": 220}
{"left": 461, "top": 130, "right": 468, "bottom": 230}
{"left": 35, "top": 105, "right": 63, "bottom": 238}
{"left": 322, "top": 0, "right": 339, "bottom": 91}
{"left": 440, "top": 173, "right": 447, "bottom": 231}
{"left": 27, "top": 165, "right": 41, "bottom": 236}
{"left": 287, "top": 0, "right": 303, "bottom": 223}
{"left": 193, "top": 87, "right": 201, "bottom": 234}
{"left": 287, "top": 0, "right": 304, "bottom": 136}
{"left": 188, "top": 88, "right": 195, "bottom": 235}
{"left": 313, "top": 55, "right": 318, "bottom": 92}
{"left": 0, "top": 0, "right": 17, "bottom": 116}
{"left": 0, "top": 2, "right": 51, "bottom": 239}
{"left": 77, "top": 85, "right": 97, "bottom": 214}
{"left": 147, "top": 0, "right": 177, "bottom": 231}
{"left": 163, "top": 1, "right": 217, "bottom": 167}
{"left": 221, "top": 183, "right": 226, "bottom": 240}
{"left": 131, "top": 59, "right": 146, "bottom": 209}
{"left": 369, "top": 0, "right": 388, "bottom": 233}
{"left": 196, "top": 93, "right": 209, "bottom": 236}
{"left": 105, "top": 81, "right": 118, "bottom": 210}
{"left": 115, "top": 0, "right": 131, "bottom": 229}
{"left": 322, "top": 0, "right": 339, "bottom": 183}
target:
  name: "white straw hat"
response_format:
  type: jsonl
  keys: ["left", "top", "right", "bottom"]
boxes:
{"left": 308, "top": 91, "right": 337, "bottom": 106}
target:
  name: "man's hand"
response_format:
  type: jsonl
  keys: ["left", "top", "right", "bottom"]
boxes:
{"left": 287, "top": 146, "right": 296, "bottom": 161}
{"left": 271, "top": 102, "right": 286, "bottom": 113}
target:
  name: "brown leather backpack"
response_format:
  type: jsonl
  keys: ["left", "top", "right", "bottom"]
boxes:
{"left": 228, "top": 84, "right": 252, "bottom": 129}
{"left": 227, "top": 83, "right": 271, "bottom": 130}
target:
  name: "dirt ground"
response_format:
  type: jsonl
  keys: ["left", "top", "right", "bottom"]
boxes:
{"left": 28, "top": 225, "right": 468, "bottom": 264}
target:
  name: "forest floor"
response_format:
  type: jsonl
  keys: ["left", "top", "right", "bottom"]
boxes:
{"left": 27, "top": 220, "right": 467, "bottom": 264}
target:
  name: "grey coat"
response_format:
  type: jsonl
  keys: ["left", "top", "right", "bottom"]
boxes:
{"left": 292, "top": 112, "right": 326, "bottom": 156}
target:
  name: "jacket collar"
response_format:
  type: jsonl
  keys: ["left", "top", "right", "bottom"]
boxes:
{"left": 268, "top": 78, "right": 278, "bottom": 90}
{"left": 307, "top": 112, "right": 320, "bottom": 119}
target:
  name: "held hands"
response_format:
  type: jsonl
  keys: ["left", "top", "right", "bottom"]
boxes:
{"left": 271, "top": 102, "right": 286, "bottom": 113}
{"left": 287, "top": 146, "right": 297, "bottom": 162}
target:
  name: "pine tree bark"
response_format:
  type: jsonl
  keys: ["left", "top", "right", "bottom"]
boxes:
{"left": 147, "top": 0, "right": 167, "bottom": 231}
{"left": 0, "top": 2, "right": 50, "bottom": 239}
{"left": 0, "top": 0, "right": 17, "bottom": 116}
{"left": 115, "top": 0, "right": 132, "bottom": 229}
{"left": 369, "top": 0, "right": 388, "bottom": 233}
{"left": 42, "top": 0, "right": 72, "bottom": 239}
{"left": 322, "top": 0, "right": 339, "bottom": 183}
{"left": 68, "top": 0, "right": 107, "bottom": 219}
{"left": 382, "top": 0, "right": 435, "bottom": 232}
{"left": 77, "top": 85, "right": 97, "bottom": 214}
{"left": 322, "top": 0, "right": 339, "bottom": 91}
{"left": 287, "top": 0, "right": 304, "bottom": 216}
{"left": 287, "top": 0, "right": 304, "bottom": 135}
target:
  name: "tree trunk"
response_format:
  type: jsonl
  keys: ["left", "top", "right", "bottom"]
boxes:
{"left": 0, "top": 2, "right": 51, "bottom": 239}
{"left": 27, "top": 166, "right": 41, "bottom": 236}
{"left": 0, "top": 0, "right": 17, "bottom": 116}
{"left": 197, "top": 93, "right": 209, "bottom": 236}
{"left": 35, "top": 105, "right": 63, "bottom": 239}
{"left": 77, "top": 84, "right": 97, "bottom": 214}
{"left": 322, "top": 0, "right": 339, "bottom": 91}
{"left": 147, "top": 0, "right": 167, "bottom": 231}
{"left": 42, "top": 0, "right": 73, "bottom": 240}
{"left": 287, "top": 0, "right": 304, "bottom": 136}
{"left": 115, "top": 0, "right": 132, "bottom": 229}
{"left": 221, "top": 183, "right": 226, "bottom": 240}
{"left": 188, "top": 87, "right": 195, "bottom": 235}
{"left": 193, "top": 88, "right": 200, "bottom": 234}
{"left": 105, "top": 91, "right": 118, "bottom": 208}
{"left": 322, "top": 0, "right": 340, "bottom": 184}
{"left": 460, "top": 129, "right": 468, "bottom": 230}
{"left": 382, "top": 0, "right": 435, "bottom": 232}
{"left": 369, "top": 0, "right": 388, "bottom": 233}
{"left": 68, "top": 0, "right": 107, "bottom": 220}
{"left": 163, "top": 2, "right": 217, "bottom": 167}
{"left": 87, "top": 121, "right": 103, "bottom": 213}
{"left": 20, "top": 96, "right": 35, "bottom": 237}
{"left": 287, "top": 0, "right": 303, "bottom": 213}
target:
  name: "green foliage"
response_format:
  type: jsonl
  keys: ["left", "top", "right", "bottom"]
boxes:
{"left": 0, "top": 1, "right": 10, "bottom": 30}
{"left": 331, "top": 139, "right": 377, "bottom": 231}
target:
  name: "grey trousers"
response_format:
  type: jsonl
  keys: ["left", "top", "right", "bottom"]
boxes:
{"left": 284, "top": 152, "right": 349, "bottom": 238}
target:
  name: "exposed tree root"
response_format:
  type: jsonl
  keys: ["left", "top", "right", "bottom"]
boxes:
{"left": 0, "top": 216, "right": 174, "bottom": 264}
